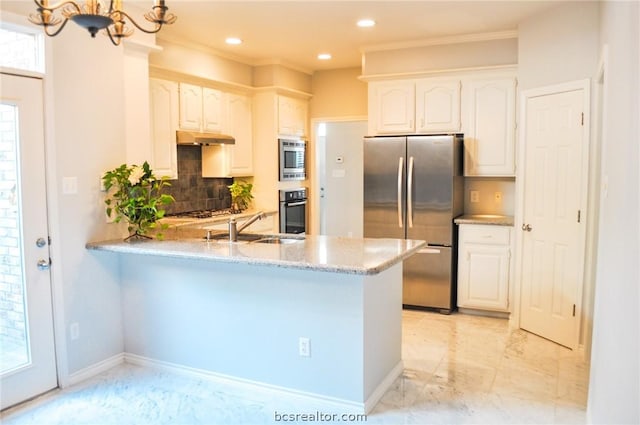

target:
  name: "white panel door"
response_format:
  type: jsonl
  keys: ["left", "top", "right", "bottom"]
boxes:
{"left": 369, "top": 81, "right": 415, "bottom": 135}
{"left": 202, "top": 87, "right": 224, "bottom": 133}
{"left": 149, "top": 78, "right": 178, "bottom": 179}
{"left": 520, "top": 88, "right": 585, "bottom": 349}
{"left": 278, "top": 96, "right": 307, "bottom": 137}
{"left": 465, "top": 78, "right": 516, "bottom": 176}
{"left": 458, "top": 244, "right": 510, "bottom": 311}
{"left": 415, "top": 80, "right": 461, "bottom": 133}
{"left": 0, "top": 73, "right": 57, "bottom": 409}
{"left": 226, "top": 93, "right": 253, "bottom": 176}
{"left": 178, "top": 83, "right": 202, "bottom": 131}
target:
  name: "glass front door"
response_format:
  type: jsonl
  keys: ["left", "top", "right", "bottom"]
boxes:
{"left": 0, "top": 72, "right": 57, "bottom": 410}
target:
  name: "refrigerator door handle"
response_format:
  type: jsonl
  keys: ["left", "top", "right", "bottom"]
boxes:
{"left": 407, "top": 156, "right": 414, "bottom": 228}
{"left": 397, "top": 156, "right": 404, "bottom": 228}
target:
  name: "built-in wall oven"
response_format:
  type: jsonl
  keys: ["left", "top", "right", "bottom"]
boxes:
{"left": 279, "top": 138, "right": 306, "bottom": 181}
{"left": 279, "top": 188, "right": 307, "bottom": 234}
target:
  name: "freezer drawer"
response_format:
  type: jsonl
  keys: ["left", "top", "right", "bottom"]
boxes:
{"left": 403, "top": 246, "right": 455, "bottom": 313}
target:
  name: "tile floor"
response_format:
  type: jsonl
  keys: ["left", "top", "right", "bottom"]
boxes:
{"left": 1, "top": 311, "right": 590, "bottom": 424}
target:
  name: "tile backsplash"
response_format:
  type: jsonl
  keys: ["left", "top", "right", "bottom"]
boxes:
{"left": 163, "top": 145, "right": 232, "bottom": 214}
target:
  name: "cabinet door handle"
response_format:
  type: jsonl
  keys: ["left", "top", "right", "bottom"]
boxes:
{"left": 522, "top": 224, "right": 532, "bottom": 232}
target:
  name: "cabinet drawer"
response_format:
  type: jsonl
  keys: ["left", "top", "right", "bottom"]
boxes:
{"left": 461, "top": 225, "right": 510, "bottom": 245}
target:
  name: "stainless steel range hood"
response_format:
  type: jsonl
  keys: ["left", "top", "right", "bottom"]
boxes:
{"left": 176, "top": 131, "right": 235, "bottom": 146}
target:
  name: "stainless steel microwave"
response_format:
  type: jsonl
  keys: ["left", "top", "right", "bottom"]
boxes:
{"left": 279, "top": 138, "right": 306, "bottom": 181}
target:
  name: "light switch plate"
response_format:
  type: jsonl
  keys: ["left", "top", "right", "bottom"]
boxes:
{"left": 62, "top": 177, "right": 78, "bottom": 194}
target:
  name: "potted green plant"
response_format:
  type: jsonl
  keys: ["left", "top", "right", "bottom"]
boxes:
{"left": 102, "top": 161, "right": 174, "bottom": 240}
{"left": 228, "top": 180, "right": 253, "bottom": 212}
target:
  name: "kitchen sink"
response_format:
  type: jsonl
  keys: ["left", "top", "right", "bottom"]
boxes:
{"left": 205, "top": 232, "right": 305, "bottom": 244}
{"left": 253, "top": 236, "right": 305, "bottom": 245}
{"left": 206, "top": 233, "right": 264, "bottom": 242}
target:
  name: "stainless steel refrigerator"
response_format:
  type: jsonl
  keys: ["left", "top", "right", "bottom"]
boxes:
{"left": 364, "top": 134, "right": 464, "bottom": 313}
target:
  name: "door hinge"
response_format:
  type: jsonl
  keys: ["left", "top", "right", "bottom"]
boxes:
{"left": 581, "top": 112, "right": 584, "bottom": 126}
{"left": 577, "top": 210, "right": 581, "bottom": 223}
{"left": 572, "top": 304, "right": 576, "bottom": 317}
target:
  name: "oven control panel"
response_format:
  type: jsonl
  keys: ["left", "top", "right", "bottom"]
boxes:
{"left": 279, "top": 188, "right": 307, "bottom": 202}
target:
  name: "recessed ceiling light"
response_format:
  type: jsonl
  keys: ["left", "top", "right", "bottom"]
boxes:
{"left": 225, "top": 37, "right": 243, "bottom": 45}
{"left": 357, "top": 19, "right": 376, "bottom": 28}
{"left": 317, "top": 53, "right": 332, "bottom": 60}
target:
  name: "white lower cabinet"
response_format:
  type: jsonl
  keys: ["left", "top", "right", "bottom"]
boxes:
{"left": 457, "top": 224, "right": 511, "bottom": 312}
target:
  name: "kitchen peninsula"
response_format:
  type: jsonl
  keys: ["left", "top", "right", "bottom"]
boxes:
{"left": 86, "top": 234, "right": 425, "bottom": 412}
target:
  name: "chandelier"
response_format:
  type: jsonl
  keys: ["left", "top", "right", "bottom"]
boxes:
{"left": 29, "top": 0, "right": 177, "bottom": 46}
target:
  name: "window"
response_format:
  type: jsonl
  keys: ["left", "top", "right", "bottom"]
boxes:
{"left": 0, "top": 26, "right": 44, "bottom": 73}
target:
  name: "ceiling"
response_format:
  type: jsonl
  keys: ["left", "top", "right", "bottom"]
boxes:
{"left": 2, "top": 1, "right": 564, "bottom": 72}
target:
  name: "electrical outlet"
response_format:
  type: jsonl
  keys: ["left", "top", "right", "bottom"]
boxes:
{"left": 70, "top": 322, "right": 80, "bottom": 340}
{"left": 494, "top": 192, "right": 502, "bottom": 202}
{"left": 470, "top": 191, "right": 480, "bottom": 203}
{"left": 299, "top": 337, "right": 310, "bottom": 357}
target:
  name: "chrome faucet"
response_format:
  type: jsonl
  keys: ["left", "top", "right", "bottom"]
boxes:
{"left": 229, "top": 211, "right": 266, "bottom": 242}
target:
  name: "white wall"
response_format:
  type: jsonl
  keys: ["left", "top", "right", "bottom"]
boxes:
{"left": 588, "top": 1, "right": 639, "bottom": 423}
{"left": 518, "top": 2, "right": 600, "bottom": 91}
{"left": 150, "top": 38, "right": 253, "bottom": 87}
{"left": 362, "top": 37, "right": 518, "bottom": 76}
{"left": 45, "top": 24, "right": 127, "bottom": 376}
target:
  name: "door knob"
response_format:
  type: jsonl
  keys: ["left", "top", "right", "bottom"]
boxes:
{"left": 36, "top": 237, "right": 47, "bottom": 248}
{"left": 37, "top": 259, "right": 51, "bottom": 270}
{"left": 522, "top": 224, "right": 533, "bottom": 232}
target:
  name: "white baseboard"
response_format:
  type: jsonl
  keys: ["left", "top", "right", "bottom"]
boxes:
{"left": 60, "top": 352, "right": 400, "bottom": 414}
{"left": 458, "top": 307, "right": 510, "bottom": 320}
{"left": 124, "top": 353, "right": 372, "bottom": 413}
{"left": 364, "top": 361, "right": 403, "bottom": 414}
{"left": 65, "top": 353, "right": 125, "bottom": 387}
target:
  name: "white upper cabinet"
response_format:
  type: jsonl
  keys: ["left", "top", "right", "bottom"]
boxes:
{"left": 278, "top": 95, "right": 308, "bottom": 137}
{"left": 415, "top": 80, "right": 461, "bottom": 133}
{"left": 202, "top": 92, "right": 254, "bottom": 178}
{"left": 463, "top": 77, "right": 516, "bottom": 176}
{"left": 178, "top": 82, "right": 202, "bottom": 131}
{"left": 202, "top": 87, "right": 224, "bottom": 133}
{"left": 149, "top": 78, "right": 178, "bottom": 179}
{"left": 368, "top": 81, "right": 415, "bottom": 135}
{"left": 179, "top": 83, "right": 224, "bottom": 133}
{"left": 225, "top": 93, "right": 253, "bottom": 176}
{"left": 368, "top": 79, "right": 462, "bottom": 135}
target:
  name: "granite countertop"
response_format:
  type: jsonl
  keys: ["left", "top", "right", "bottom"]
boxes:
{"left": 86, "top": 235, "right": 426, "bottom": 276}
{"left": 454, "top": 214, "right": 515, "bottom": 226}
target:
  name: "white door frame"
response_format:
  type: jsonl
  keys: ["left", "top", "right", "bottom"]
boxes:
{"left": 514, "top": 79, "right": 591, "bottom": 350}
{"left": 1, "top": 12, "right": 70, "bottom": 388}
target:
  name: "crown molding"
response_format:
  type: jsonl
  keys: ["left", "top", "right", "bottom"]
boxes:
{"left": 156, "top": 36, "right": 313, "bottom": 76}
{"left": 361, "top": 30, "right": 519, "bottom": 54}
{"left": 156, "top": 35, "right": 256, "bottom": 67}
{"left": 359, "top": 64, "right": 518, "bottom": 82}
